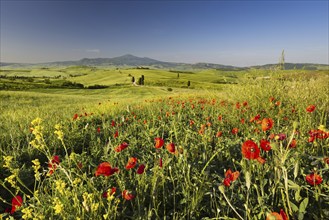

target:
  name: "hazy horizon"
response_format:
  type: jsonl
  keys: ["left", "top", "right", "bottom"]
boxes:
{"left": 1, "top": 0, "right": 328, "bottom": 67}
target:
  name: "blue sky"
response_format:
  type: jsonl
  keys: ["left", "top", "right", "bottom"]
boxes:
{"left": 1, "top": 0, "right": 328, "bottom": 66}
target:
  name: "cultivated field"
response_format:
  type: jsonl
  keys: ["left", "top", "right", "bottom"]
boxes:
{"left": 0, "top": 66, "right": 328, "bottom": 219}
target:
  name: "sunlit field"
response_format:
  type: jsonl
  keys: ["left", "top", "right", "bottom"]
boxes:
{"left": 0, "top": 67, "right": 328, "bottom": 219}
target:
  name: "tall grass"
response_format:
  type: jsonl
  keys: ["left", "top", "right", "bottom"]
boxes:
{"left": 0, "top": 70, "right": 328, "bottom": 219}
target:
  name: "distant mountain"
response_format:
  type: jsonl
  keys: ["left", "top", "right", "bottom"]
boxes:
{"left": 251, "top": 63, "right": 329, "bottom": 70}
{"left": 1, "top": 54, "right": 328, "bottom": 70}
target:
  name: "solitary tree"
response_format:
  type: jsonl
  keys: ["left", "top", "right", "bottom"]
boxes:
{"left": 279, "top": 49, "right": 285, "bottom": 70}
{"left": 187, "top": 80, "right": 191, "bottom": 88}
{"left": 141, "top": 75, "right": 145, "bottom": 85}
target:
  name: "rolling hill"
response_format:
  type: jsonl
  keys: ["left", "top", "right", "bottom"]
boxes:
{"left": 1, "top": 54, "right": 328, "bottom": 70}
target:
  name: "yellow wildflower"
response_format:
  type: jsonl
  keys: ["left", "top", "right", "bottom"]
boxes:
{"left": 55, "top": 180, "right": 66, "bottom": 195}
{"left": 54, "top": 124, "right": 64, "bottom": 140}
{"left": 32, "top": 159, "right": 41, "bottom": 180}
{"left": 3, "top": 155, "right": 13, "bottom": 169}
{"left": 91, "top": 202, "right": 99, "bottom": 212}
{"left": 53, "top": 197, "right": 64, "bottom": 215}
{"left": 22, "top": 207, "right": 33, "bottom": 219}
{"left": 31, "top": 117, "right": 42, "bottom": 126}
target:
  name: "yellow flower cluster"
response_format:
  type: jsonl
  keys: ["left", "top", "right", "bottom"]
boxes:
{"left": 4, "top": 169, "right": 19, "bottom": 189}
{"left": 54, "top": 124, "right": 64, "bottom": 141}
{"left": 55, "top": 179, "right": 66, "bottom": 195}
{"left": 53, "top": 197, "right": 64, "bottom": 215}
{"left": 29, "top": 118, "right": 45, "bottom": 151}
{"left": 3, "top": 155, "right": 13, "bottom": 169}
{"left": 82, "top": 192, "right": 94, "bottom": 212}
{"left": 32, "top": 159, "right": 41, "bottom": 181}
{"left": 21, "top": 207, "right": 33, "bottom": 219}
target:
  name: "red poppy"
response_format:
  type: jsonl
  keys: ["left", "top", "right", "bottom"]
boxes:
{"left": 95, "top": 162, "right": 119, "bottom": 177}
{"left": 73, "top": 113, "right": 79, "bottom": 120}
{"left": 102, "top": 187, "right": 117, "bottom": 198}
{"left": 305, "top": 173, "right": 323, "bottom": 186}
{"left": 241, "top": 140, "right": 260, "bottom": 160}
{"left": 269, "top": 97, "right": 275, "bottom": 102}
{"left": 236, "top": 102, "right": 241, "bottom": 109}
{"left": 260, "top": 139, "right": 271, "bottom": 151}
{"left": 97, "top": 127, "right": 101, "bottom": 133}
{"left": 154, "top": 137, "right": 164, "bottom": 149}
{"left": 125, "top": 157, "right": 138, "bottom": 170}
{"left": 122, "top": 190, "right": 135, "bottom": 200}
{"left": 306, "top": 105, "right": 316, "bottom": 113}
{"left": 114, "top": 142, "right": 129, "bottom": 152}
{"left": 223, "top": 169, "right": 240, "bottom": 187}
{"left": 112, "top": 131, "right": 118, "bottom": 138}
{"left": 275, "top": 133, "right": 286, "bottom": 141}
{"left": 216, "top": 131, "right": 223, "bottom": 137}
{"left": 308, "top": 136, "right": 315, "bottom": 142}
{"left": 136, "top": 164, "right": 145, "bottom": 174}
{"left": 261, "top": 118, "right": 274, "bottom": 131}
{"left": 256, "top": 156, "right": 266, "bottom": 164}
{"left": 280, "top": 209, "right": 288, "bottom": 220}
{"left": 289, "top": 139, "right": 297, "bottom": 148}
{"left": 166, "top": 143, "right": 176, "bottom": 154}
{"left": 111, "top": 120, "right": 116, "bottom": 127}
{"left": 10, "top": 195, "right": 23, "bottom": 214}
{"left": 48, "top": 155, "right": 60, "bottom": 175}
{"left": 231, "top": 128, "right": 239, "bottom": 135}
{"left": 266, "top": 209, "right": 288, "bottom": 220}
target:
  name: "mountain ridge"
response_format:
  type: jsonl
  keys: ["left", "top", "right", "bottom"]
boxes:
{"left": 1, "top": 54, "right": 328, "bottom": 70}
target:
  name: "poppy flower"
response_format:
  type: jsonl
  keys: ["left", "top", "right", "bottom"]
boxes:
{"left": 216, "top": 131, "right": 223, "bottom": 137}
{"left": 306, "top": 105, "right": 316, "bottom": 113}
{"left": 48, "top": 155, "right": 60, "bottom": 175}
{"left": 95, "top": 162, "right": 119, "bottom": 177}
{"left": 102, "top": 187, "right": 117, "bottom": 198}
{"left": 154, "top": 137, "right": 164, "bottom": 149}
{"left": 114, "top": 130, "right": 119, "bottom": 138}
{"left": 125, "top": 157, "right": 137, "bottom": 170}
{"left": 256, "top": 156, "right": 266, "bottom": 164}
{"left": 73, "top": 113, "right": 79, "bottom": 120}
{"left": 261, "top": 118, "right": 274, "bottom": 131}
{"left": 260, "top": 139, "right": 271, "bottom": 151}
{"left": 275, "top": 133, "right": 286, "bottom": 141}
{"left": 122, "top": 190, "right": 135, "bottom": 200}
{"left": 111, "top": 120, "right": 116, "bottom": 127}
{"left": 289, "top": 139, "right": 297, "bottom": 148}
{"left": 231, "top": 128, "right": 239, "bottom": 135}
{"left": 305, "top": 173, "right": 323, "bottom": 186}
{"left": 266, "top": 209, "right": 288, "bottom": 220}
{"left": 114, "top": 142, "right": 129, "bottom": 152}
{"left": 136, "top": 164, "right": 145, "bottom": 174}
{"left": 241, "top": 140, "right": 260, "bottom": 160}
{"left": 166, "top": 143, "right": 176, "bottom": 154}
{"left": 10, "top": 195, "right": 23, "bottom": 214}
{"left": 223, "top": 169, "right": 240, "bottom": 187}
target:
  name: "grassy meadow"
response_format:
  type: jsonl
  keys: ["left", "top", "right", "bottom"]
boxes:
{"left": 0, "top": 66, "right": 329, "bottom": 219}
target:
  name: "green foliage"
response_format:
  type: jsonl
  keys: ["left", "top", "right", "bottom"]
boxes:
{"left": 0, "top": 68, "right": 328, "bottom": 219}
